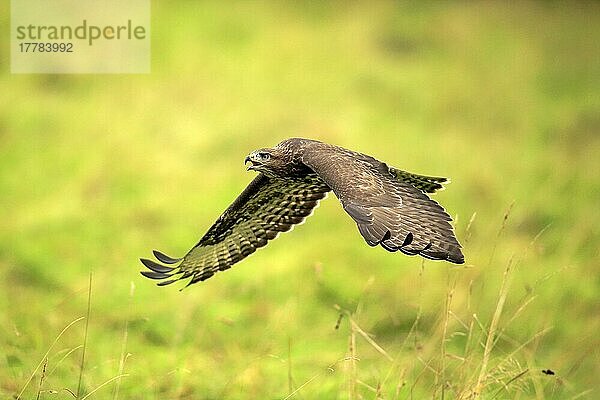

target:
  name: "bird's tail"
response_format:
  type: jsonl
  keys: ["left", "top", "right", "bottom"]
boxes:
{"left": 389, "top": 167, "right": 449, "bottom": 194}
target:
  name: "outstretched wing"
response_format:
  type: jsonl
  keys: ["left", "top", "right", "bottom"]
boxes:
{"left": 140, "top": 173, "right": 330, "bottom": 287}
{"left": 302, "top": 144, "right": 464, "bottom": 264}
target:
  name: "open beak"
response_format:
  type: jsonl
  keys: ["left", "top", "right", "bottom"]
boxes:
{"left": 245, "top": 155, "right": 256, "bottom": 171}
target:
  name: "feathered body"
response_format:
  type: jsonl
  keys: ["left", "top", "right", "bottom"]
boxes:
{"left": 141, "top": 138, "right": 464, "bottom": 287}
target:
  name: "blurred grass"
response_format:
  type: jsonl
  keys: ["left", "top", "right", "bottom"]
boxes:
{"left": 1, "top": 1, "right": 599, "bottom": 399}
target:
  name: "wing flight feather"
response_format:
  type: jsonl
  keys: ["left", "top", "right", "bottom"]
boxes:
{"left": 301, "top": 143, "right": 464, "bottom": 264}
{"left": 140, "top": 173, "right": 330, "bottom": 286}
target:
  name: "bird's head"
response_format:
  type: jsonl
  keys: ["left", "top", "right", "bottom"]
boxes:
{"left": 245, "top": 147, "right": 289, "bottom": 177}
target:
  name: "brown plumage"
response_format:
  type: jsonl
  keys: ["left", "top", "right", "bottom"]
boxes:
{"left": 141, "top": 138, "right": 464, "bottom": 287}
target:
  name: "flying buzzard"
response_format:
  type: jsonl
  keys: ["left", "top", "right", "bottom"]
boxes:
{"left": 141, "top": 138, "right": 464, "bottom": 287}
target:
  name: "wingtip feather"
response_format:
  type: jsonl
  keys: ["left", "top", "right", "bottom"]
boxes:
{"left": 152, "top": 250, "right": 182, "bottom": 264}
{"left": 140, "top": 258, "right": 174, "bottom": 273}
{"left": 140, "top": 270, "right": 172, "bottom": 280}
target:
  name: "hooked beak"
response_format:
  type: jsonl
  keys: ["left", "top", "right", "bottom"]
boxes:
{"left": 245, "top": 155, "right": 257, "bottom": 171}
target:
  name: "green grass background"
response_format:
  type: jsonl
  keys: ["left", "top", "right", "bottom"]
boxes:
{"left": 1, "top": 1, "right": 599, "bottom": 399}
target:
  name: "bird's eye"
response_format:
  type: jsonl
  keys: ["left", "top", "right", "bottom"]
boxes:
{"left": 259, "top": 152, "right": 270, "bottom": 161}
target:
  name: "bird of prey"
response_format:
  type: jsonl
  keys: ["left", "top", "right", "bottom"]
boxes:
{"left": 141, "top": 138, "right": 464, "bottom": 287}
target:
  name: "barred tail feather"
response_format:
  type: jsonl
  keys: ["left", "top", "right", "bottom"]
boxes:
{"left": 389, "top": 167, "right": 449, "bottom": 194}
